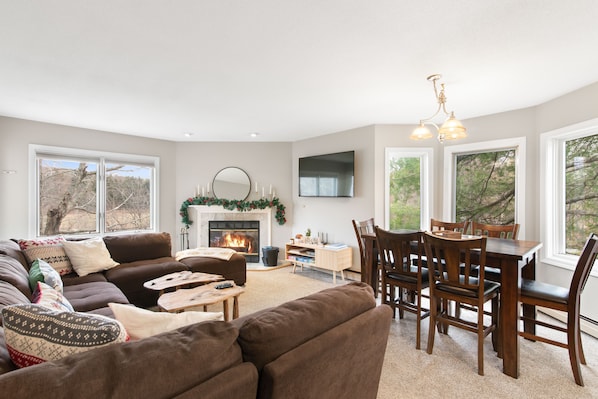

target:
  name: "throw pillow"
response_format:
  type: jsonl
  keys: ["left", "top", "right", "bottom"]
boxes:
{"left": 32, "top": 281, "right": 74, "bottom": 312}
{"left": 62, "top": 237, "right": 119, "bottom": 277}
{"left": 108, "top": 302, "right": 224, "bottom": 340}
{"left": 18, "top": 237, "right": 73, "bottom": 276}
{"left": 28, "top": 258, "right": 63, "bottom": 293}
{"left": 1, "top": 304, "right": 128, "bottom": 368}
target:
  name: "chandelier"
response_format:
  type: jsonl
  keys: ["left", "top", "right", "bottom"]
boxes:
{"left": 410, "top": 74, "right": 467, "bottom": 143}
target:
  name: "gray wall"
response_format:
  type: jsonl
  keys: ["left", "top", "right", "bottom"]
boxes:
{"left": 0, "top": 117, "right": 178, "bottom": 240}
{"left": 292, "top": 125, "right": 375, "bottom": 271}
{"left": 1, "top": 82, "right": 598, "bottom": 323}
{"left": 174, "top": 141, "right": 293, "bottom": 252}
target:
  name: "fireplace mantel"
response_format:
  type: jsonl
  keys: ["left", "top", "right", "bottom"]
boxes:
{"left": 189, "top": 205, "right": 272, "bottom": 251}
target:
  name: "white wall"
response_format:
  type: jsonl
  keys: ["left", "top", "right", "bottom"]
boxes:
{"left": 292, "top": 126, "right": 375, "bottom": 271}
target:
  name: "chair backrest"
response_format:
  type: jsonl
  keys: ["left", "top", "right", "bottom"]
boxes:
{"left": 352, "top": 218, "right": 375, "bottom": 266}
{"left": 423, "top": 231, "right": 488, "bottom": 294}
{"left": 570, "top": 233, "right": 598, "bottom": 301}
{"left": 430, "top": 219, "right": 470, "bottom": 235}
{"left": 375, "top": 227, "right": 423, "bottom": 278}
{"left": 471, "top": 221, "right": 520, "bottom": 239}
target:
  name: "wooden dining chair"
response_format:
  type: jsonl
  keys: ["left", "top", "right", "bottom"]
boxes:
{"left": 430, "top": 218, "right": 470, "bottom": 235}
{"left": 375, "top": 227, "right": 429, "bottom": 349}
{"left": 470, "top": 222, "right": 520, "bottom": 282}
{"left": 519, "top": 233, "right": 598, "bottom": 386}
{"left": 471, "top": 221, "right": 519, "bottom": 240}
{"left": 423, "top": 231, "right": 500, "bottom": 375}
{"left": 352, "top": 218, "right": 379, "bottom": 296}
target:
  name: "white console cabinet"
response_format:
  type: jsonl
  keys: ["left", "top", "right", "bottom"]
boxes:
{"left": 285, "top": 242, "right": 352, "bottom": 283}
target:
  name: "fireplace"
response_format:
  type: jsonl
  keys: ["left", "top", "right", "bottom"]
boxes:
{"left": 209, "top": 220, "right": 259, "bottom": 263}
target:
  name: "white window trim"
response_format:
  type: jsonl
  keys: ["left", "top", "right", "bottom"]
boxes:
{"left": 384, "top": 147, "right": 434, "bottom": 230}
{"left": 540, "top": 117, "right": 598, "bottom": 272}
{"left": 442, "top": 137, "right": 526, "bottom": 238}
{"left": 29, "top": 144, "right": 160, "bottom": 237}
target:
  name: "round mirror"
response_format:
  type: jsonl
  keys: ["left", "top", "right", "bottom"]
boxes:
{"left": 212, "top": 167, "right": 251, "bottom": 200}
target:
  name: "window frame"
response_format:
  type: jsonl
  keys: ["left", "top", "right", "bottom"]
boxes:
{"left": 442, "top": 137, "right": 526, "bottom": 237}
{"left": 29, "top": 144, "right": 159, "bottom": 238}
{"left": 540, "top": 117, "right": 598, "bottom": 273}
{"left": 384, "top": 147, "right": 434, "bottom": 230}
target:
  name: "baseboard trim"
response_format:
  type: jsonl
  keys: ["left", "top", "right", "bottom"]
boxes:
{"left": 539, "top": 308, "right": 598, "bottom": 339}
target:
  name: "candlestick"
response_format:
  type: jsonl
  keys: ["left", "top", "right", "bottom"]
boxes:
{"left": 202, "top": 187, "right": 205, "bottom": 197}
{"left": 255, "top": 181, "right": 258, "bottom": 193}
{"left": 269, "top": 184, "right": 272, "bottom": 195}
{"left": 207, "top": 182, "right": 210, "bottom": 193}
{"left": 262, "top": 187, "right": 265, "bottom": 197}
{"left": 196, "top": 185, "right": 200, "bottom": 197}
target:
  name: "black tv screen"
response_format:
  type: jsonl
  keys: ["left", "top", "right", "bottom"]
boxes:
{"left": 299, "top": 150, "right": 355, "bottom": 197}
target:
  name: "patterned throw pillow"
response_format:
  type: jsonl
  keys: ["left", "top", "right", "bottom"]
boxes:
{"left": 1, "top": 304, "right": 129, "bottom": 368}
{"left": 28, "top": 258, "right": 64, "bottom": 293}
{"left": 18, "top": 237, "right": 73, "bottom": 276}
{"left": 32, "top": 281, "right": 74, "bottom": 312}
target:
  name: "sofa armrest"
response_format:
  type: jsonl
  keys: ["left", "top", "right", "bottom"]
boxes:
{"left": 258, "top": 304, "right": 392, "bottom": 399}
{"left": 103, "top": 232, "right": 172, "bottom": 263}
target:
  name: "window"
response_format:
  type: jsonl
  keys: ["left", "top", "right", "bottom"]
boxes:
{"left": 30, "top": 145, "right": 158, "bottom": 237}
{"left": 385, "top": 148, "right": 433, "bottom": 230}
{"left": 455, "top": 149, "right": 517, "bottom": 224}
{"left": 443, "top": 138, "right": 526, "bottom": 235}
{"left": 541, "top": 118, "right": 598, "bottom": 268}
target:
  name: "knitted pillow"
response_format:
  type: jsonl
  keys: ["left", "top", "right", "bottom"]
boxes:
{"left": 18, "top": 237, "right": 73, "bottom": 275}
{"left": 1, "top": 304, "right": 128, "bottom": 368}
{"left": 32, "top": 281, "right": 74, "bottom": 312}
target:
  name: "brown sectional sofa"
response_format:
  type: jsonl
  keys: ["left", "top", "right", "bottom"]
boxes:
{"left": 0, "top": 282, "right": 392, "bottom": 399}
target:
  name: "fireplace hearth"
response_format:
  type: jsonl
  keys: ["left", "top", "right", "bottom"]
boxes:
{"left": 209, "top": 220, "right": 259, "bottom": 263}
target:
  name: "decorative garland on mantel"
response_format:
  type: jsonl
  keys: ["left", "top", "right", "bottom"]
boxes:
{"left": 180, "top": 196, "right": 287, "bottom": 228}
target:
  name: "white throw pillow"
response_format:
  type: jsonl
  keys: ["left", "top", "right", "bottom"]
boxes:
{"left": 62, "top": 237, "right": 119, "bottom": 276}
{"left": 108, "top": 302, "right": 224, "bottom": 340}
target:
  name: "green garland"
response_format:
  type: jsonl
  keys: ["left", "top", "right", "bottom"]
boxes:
{"left": 180, "top": 196, "right": 287, "bottom": 228}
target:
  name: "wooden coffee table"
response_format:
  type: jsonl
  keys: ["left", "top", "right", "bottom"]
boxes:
{"left": 157, "top": 280, "right": 245, "bottom": 321}
{"left": 144, "top": 271, "right": 224, "bottom": 296}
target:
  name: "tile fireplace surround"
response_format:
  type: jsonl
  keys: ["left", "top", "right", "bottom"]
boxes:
{"left": 189, "top": 205, "right": 272, "bottom": 254}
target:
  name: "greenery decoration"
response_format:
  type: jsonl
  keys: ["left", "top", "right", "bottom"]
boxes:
{"left": 180, "top": 196, "right": 287, "bottom": 228}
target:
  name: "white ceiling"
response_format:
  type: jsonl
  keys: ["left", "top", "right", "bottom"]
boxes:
{"left": 1, "top": 1, "right": 598, "bottom": 142}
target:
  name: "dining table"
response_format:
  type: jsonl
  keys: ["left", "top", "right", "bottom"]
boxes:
{"left": 361, "top": 231, "right": 543, "bottom": 379}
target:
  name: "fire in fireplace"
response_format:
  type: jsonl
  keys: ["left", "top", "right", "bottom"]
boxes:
{"left": 209, "top": 220, "right": 259, "bottom": 263}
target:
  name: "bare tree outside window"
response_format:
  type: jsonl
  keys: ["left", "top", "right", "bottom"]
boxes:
{"left": 38, "top": 157, "right": 153, "bottom": 236}
{"left": 455, "top": 150, "right": 516, "bottom": 225}
{"left": 565, "top": 134, "right": 598, "bottom": 255}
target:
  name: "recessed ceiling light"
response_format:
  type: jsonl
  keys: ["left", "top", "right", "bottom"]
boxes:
{"left": 250, "top": 132, "right": 259, "bottom": 138}
{"left": 183, "top": 132, "right": 195, "bottom": 137}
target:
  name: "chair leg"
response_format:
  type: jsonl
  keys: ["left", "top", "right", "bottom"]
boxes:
{"left": 478, "top": 303, "right": 484, "bottom": 376}
{"left": 567, "top": 312, "right": 584, "bottom": 386}
{"left": 491, "top": 296, "right": 501, "bottom": 357}
{"left": 415, "top": 294, "right": 421, "bottom": 350}
{"left": 427, "top": 295, "right": 437, "bottom": 354}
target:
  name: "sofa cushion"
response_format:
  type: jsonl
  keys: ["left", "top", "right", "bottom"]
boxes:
{"left": 32, "top": 282, "right": 74, "bottom": 312}
{"left": 108, "top": 302, "right": 224, "bottom": 340}
{"left": 0, "top": 281, "right": 31, "bottom": 320}
{"left": 0, "top": 240, "right": 29, "bottom": 270}
{"left": 63, "top": 281, "right": 129, "bottom": 313}
{"left": 0, "top": 255, "right": 32, "bottom": 299}
{"left": 62, "top": 237, "right": 119, "bottom": 276}
{"left": 60, "top": 271, "right": 108, "bottom": 286}
{"left": 237, "top": 282, "right": 375, "bottom": 371}
{"left": 1, "top": 304, "right": 128, "bottom": 368}
{"left": 0, "top": 320, "right": 243, "bottom": 398}
{"left": 28, "top": 259, "right": 63, "bottom": 293}
{"left": 104, "top": 258, "right": 188, "bottom": 308}
{"left": 103, "top": 232, "right": 172, "bottom": 263}
{"left": 18, "top": 237, "right": 73, "bottom": 275}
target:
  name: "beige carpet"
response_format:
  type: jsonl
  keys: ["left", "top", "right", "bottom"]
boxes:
{"left": 211, "top": 266, "right": 598, "bottom": 398}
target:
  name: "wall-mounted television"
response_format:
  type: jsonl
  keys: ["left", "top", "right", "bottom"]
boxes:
{"left": 299, "top": 150, "right": 355, "bottom": 197}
